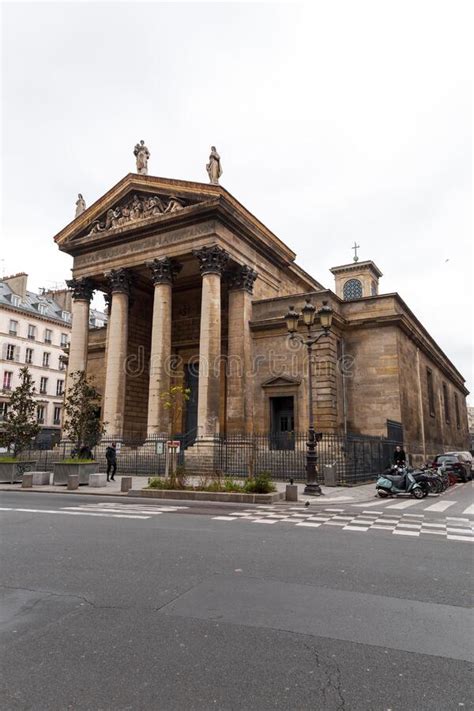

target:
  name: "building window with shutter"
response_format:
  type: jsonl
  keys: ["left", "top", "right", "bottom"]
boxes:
{"left": 3, "top": 372, "right": 13, "bottom": 390}
{"left": 61, "top": 333, "right": 68, "bottom": 347}
{"left": 58, "top": 357, "right": 66, "bottom": 371}
{"left": 37, "top": 405, "right": 45, "bottom": 424}
{"left": 56, "top": 380, "right": 64, "bottom": 396}
{"left": 40, "top": 377, "right": 48, "bottom": 394}
{"left": 53, "top": 406, "right": 61, "bottom": 425}
{"left": 25, "top": 348, "right": 33, "bottom": 364}
{"left": 42, "top": 352, "right": 50, "bottom": 367}
{"left": 426, "top": 368, "right": 435, "bottom": 417}
{"left": 28, "top": 324, "right": 36, "bottom": 340}
{"left": 44, "top": 329, "right": 53, "bottom": 344}
{"left": 6, "top": 344, "right": 16, "bottom": 361}
{"left": 9, "top": 320, "right": 18, "bottom": 335}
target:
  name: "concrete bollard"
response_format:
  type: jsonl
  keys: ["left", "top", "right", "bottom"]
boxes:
{"left": 89, "top": 473, "right": 107, "bottom": 488}
{"left": 323, "top": 464, "right": 337, "bottom": 487}
{"left": 22, "top": 473, "right": 33, "bottom": 488}
{"left": 121, "top": 476, "right": 133, "bottom": 493}
{"left": 285, "top": 484, "right": 298, "bottom": 502}
{"left": 67, "top": 474, "right": 79, "bottom": 490}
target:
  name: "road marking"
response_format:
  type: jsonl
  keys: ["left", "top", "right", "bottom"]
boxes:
{"left": 62, "top": 506, "right": 164, "bottom": 515}
{"left": 393, "top": 530, "right": 419, "bottom": 536}
{"left": 361, "top": 510, "right": 384, "bottom": 515}
{"left": 424, "top": 501, "right": 456, "bottom": 512}
{"left": 386, "top": 500, "right": 422, "bottom": 510}
{"left": 0, "top": 507, "right": 149, "bottom": 519}
{"left": 447, "top": 535, "right": 474, "bottom": 542}
{"left": 212, "top": 516, "right": 237, "bottom": 521}
{"left": 343, "top": 525, "right": 369, "bottom": 532}
{"left": 352, "top": 501, "right": 386, "bottom": 508}
{"left": 295, "top": 522, "right": 321, "bottom": 528}
{"left": 462, "top": 504, "right": 474, "bottom": 515}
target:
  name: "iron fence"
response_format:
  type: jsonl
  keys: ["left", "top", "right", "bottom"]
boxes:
{"left": 16, "top": 431, "right": 400, "bottom": 486}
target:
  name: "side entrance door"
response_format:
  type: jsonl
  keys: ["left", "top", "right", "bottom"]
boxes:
{"left": 269, "top": 396, "right": 295, "bottom": 450}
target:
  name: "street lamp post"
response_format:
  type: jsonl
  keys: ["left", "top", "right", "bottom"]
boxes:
{"left": 284, "top": 299, "right": 333, "bottom": 495}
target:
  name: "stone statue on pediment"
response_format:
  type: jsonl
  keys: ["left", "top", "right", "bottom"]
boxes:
{"left": 206, "top": 146, "right": 222, "bottom": 185}
{"left": 75, "top": 193, "right": 86, "bottom": 217}
{"left": 134, "top": 140, "right": 150, "bottom": 175}
{"left": 164, "top": 196, "right": 184, "bottom": 213}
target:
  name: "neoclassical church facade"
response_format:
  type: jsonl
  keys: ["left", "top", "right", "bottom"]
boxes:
{"left": 54, "top": 173, "right": 469, "bottom": 462}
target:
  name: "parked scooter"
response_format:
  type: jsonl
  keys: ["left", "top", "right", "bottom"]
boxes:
{"left": 376, "top": 466, "right": 424, "bottom": 498}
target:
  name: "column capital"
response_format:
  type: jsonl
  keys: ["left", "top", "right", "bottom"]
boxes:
{"left": 147, "top": 257, "right": 182, "bottom": 285}
{"left": 193, "top": 245, "right": 229, "bottom": 276}
{"left": 105, "top": 268, "right": 133, "bottom": 295}
{"left": 66, "top": 277, "right": 95, "bottom": 302}
{"left": 228, "top": 264, "right": 258, "bottom": 293}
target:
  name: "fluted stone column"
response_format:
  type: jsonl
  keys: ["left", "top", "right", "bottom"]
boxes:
{"left": 146, "top": 257, "right": 182, "bottom": 438}
{"left": 102, "top": 269, "right": 133, "bottom": 438}
{"left": 227, "top": 265, "right": 257, "bottom": 434}
{"left": 65, "top": 278, "right": 95, "bottom": 390}
{"left": 193, "top": 246, "right": 229, "bottom": 438}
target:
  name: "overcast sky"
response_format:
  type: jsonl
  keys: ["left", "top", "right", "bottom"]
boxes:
{"left": 1, "top": 1, "right": 472, "bottom": 400}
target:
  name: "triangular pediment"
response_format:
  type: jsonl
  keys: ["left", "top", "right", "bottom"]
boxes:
{"left": 54, "top": 174, "right": 222, "bottom": 247}
{"left": 261, "top": 375, "right": 301, "bottom": 388}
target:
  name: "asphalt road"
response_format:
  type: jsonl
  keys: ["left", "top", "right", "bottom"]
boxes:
{"left": 1, "top": 484, "right": 473, "bottom": 711}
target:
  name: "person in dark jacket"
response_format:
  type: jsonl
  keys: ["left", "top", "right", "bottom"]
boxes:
{"left": 106, "top": 442, "right": 117, "bottom": 481}
{"left": 393, "top": 445, "right": 407, "bottom": 466}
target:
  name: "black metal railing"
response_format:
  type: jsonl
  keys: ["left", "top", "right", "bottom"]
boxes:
{"left": 15, "top": 431, "right": 401, "bottom": 485}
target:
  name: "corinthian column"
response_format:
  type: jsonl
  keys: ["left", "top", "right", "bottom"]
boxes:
{"left": 146, "top": 257, "right": 182, "bottom": 438}
{"left": 66, "top": 277, "right": 95, "bottom": 389}
{"left": 193, "top": 245, "right": 229, "bottom": 438}
{"left": 102, "top": 269, "right": 133, "bottom": 438}
{"left": 227, "top": 265, "right": 257, "bottom": 434}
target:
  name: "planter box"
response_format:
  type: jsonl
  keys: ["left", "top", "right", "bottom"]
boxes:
{"left": 129, "top": 489, "right": 284, "bottom": 504}
{"left": 52, "top": 462, "right": 96, "bottom": 485}
{"left": 0, "top": 461, "right": 37, "bottom": 484}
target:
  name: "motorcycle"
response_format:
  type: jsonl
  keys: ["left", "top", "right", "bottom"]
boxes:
{"left": 376, "top": 467, "right": 424, "bottom": 499}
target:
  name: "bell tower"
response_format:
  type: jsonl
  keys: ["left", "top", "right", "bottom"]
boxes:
{"left": 330, "top": 243, "right": 383, "bottom": 300}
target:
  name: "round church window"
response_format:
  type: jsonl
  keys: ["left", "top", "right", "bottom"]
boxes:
{"left": 343, "top": 278, "right": 363, "bottom": 300}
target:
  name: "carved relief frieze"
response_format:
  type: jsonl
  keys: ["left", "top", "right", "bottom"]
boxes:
{"left": 86, "top": 192, "right": 197, "bottom": 237}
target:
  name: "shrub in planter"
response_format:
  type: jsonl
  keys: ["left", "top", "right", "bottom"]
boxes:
{"left": 244, "top": 472, "right": 276, "bottom": 494}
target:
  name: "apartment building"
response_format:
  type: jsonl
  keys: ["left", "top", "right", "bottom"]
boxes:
{"left": 0, "top": 272, "right": 105, "bottom": 446}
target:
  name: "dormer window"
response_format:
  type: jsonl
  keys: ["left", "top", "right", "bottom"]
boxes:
{"left": 11, "top": 295, "right": 20, "bottom": 307}
{"left": 38, "top": 303, "right": 48, "bottom": 315}
{"left": 62, "top": 311, "right": 71, "bottom": 323}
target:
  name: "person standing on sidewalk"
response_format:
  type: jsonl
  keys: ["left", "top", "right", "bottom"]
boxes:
{"left": 106, "top": 442, "right": 117, "bottom": 482}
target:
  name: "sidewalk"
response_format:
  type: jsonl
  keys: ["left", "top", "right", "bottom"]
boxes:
{"left": 0, "top": 476, "right": 378, "bottom": 505}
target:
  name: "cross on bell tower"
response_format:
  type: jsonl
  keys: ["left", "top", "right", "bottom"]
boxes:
{"left": 352, "top": 241, "right": 360, "bottom": 263}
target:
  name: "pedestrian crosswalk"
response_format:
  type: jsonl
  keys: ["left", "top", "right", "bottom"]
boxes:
{"left": 351, "top": 494, "right": 473, "bottom": 517}
{"left": 212, "top": 505, "right": 474, "bottom": 542}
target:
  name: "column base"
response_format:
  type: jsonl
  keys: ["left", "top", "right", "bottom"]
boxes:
{"left": 303, "top": 483, "right": 323, "bottom": 496}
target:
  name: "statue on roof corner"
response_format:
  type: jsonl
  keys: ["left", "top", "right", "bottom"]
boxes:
{"left": 75, "top": 193, "right": 86, "bottom": 217}
{"left": 206, "top": 146, "right": 222, "bottom": 185}
{"left": 134, "top": 140, "right": 150, "bottom": 175}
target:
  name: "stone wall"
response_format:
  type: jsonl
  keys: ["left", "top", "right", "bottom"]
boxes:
{"left": 343, "top": 325, "right": 401, "bottom": 436}
{"left": 397, "top": 332, "right": 469, "bottom": 462}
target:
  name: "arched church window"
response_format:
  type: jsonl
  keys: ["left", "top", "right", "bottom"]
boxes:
{"left": 371, "top": 280, "right": 377, "bottom": 296}
{"left": 343, "top": 279, "right": 363, "bottom": 300}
